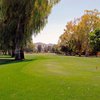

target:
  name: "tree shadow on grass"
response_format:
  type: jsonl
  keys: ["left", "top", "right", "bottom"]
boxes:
{"left": 0, "top": 57, "right": 37, "bottom": 66}
{"left": 0, "top": 55, "right": 13, "bottom": 58}
{"left": 0, "top": 54, "right": 53, "bottom": 66}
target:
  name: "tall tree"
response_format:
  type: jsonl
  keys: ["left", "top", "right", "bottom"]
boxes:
{"left": 78, "top": 9, "right": 100, "bottom": 56}
{"left": 0, "top": 0, "right": 60, "bottom": 60}
{"left": 58, "top": 9, "right": 100, "bottom": 56}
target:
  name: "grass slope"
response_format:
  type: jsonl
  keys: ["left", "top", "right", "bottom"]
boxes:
{"left": 0, "top": 54, "right": 100, "bottom": 100}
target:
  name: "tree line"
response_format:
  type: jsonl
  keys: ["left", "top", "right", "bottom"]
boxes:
{"left": 53, "top": 9, "right": 100, "bottom": 56}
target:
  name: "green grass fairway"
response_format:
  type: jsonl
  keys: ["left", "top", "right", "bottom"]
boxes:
{"left": 0, "top": 54, "right": 100, "bottom": 100}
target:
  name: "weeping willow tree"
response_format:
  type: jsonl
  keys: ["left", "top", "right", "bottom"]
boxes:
{"left": 0, "top": 0, "right": 60, "bottom": 60}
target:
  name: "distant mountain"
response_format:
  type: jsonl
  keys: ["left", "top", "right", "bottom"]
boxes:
{"left": 34, "top": 42, "right": 55, "bottom": 52}
{"left": 47, "top": 43, "right": 54, "bottom": 46}
{"left": 34, "top": 42, "right": 54, "bottom": 47}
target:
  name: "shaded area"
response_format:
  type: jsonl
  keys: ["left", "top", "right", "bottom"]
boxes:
{"left": 0, "top": 55, "right": 37, "bottom": 65}
{"left": 0, "top": 56, "right": 12, "bottom": 58}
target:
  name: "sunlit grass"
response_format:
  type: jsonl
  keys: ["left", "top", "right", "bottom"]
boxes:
{"left": 0, "top": 54, "right": 100, "bottom": 100}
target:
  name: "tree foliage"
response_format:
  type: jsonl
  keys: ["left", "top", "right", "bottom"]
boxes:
{"left": 90, "top": 29, "right": 100, "bottom": 54}
{"left": 0, "top": 0, "right": 60, "bottom": 59}
{"left": 58, "top": 9, "right": 100, "bottom": 56}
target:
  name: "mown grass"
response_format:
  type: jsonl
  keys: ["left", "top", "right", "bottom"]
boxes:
{"left": 0, "top": 54, "right": 100, "bottom": 100}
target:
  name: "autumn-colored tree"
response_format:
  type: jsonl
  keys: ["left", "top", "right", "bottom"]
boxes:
{"left": 58, "top": 9, "right": 100, "bottom": 56}
{"left": 78, "top": 9, "right": 100, "bottom": 56}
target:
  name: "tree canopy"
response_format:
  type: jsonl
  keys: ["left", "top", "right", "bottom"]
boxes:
{"left": 0, "top": 0, "right": 60, "bottom": 60}
{"left": 57, "top": 9, "right": 100, "bottom": 56}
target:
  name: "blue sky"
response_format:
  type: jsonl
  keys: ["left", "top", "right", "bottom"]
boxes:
{"left": 33, "top": 0, "right": 100, "bottom": 44}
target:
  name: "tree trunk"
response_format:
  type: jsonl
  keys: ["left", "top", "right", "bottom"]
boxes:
{"left": 20, "top": 48, "right": 25, "bottom": 60}
{"left": 8, "top": 50, "right": 11, "bottom": 56}
{"left": 85, "top": 51, "right": 89, "bottom": 57}
{"left": 78, "top": 51, "right": 82, "bottom": 57}
{"left": 15, "top": 46, "right": 25, "bottom": 60}
{"left": 14, "top": 16, "right": 25, "bottom": 60}
{"left": 11, "top": 50, "right": 15, "bottom": 57}
{"left": 15, "top": 47, "right": 21, "bottom": 60}
{"left": 3, "top": 50, "right": 7, "bottom": 55}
